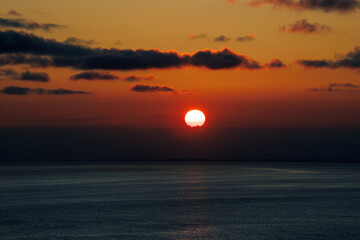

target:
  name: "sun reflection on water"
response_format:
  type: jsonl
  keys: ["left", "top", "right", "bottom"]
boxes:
{"left": 171, "top": 167, "right": 219, "bottom": 240}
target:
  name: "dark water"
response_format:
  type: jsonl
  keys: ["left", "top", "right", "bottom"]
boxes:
{"left": 1, "top": 162, "right": 360, "bottom": 240}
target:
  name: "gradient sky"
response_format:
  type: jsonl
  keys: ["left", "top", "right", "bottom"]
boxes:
{"left": 1, "top": 0, "right": 360, "bottom": 129}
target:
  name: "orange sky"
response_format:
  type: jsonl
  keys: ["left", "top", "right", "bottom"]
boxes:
{"left": 1, "top": 0, "right": 360, "bottom": 128}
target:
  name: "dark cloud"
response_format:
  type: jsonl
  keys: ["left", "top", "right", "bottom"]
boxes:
{"left": 69, "top": 71, "right": 156, "bottom": 81}
{"left": 297, "top": 59, "right": 335, "bottom": 68}
{"left": 247, "top": 0, "right": 360, "bottom": 12}
{"left": 0, "top": 54, "right": 52, "bottom": 67}
{"left": 130, "top": 84, "right": 177, "bottom": 93}
{"left": 70, "top": 71, "right": 119, "bottom": 80}
{"left": 45, "top": 88, "right": 91, "bottom": 95}
{"left": 64, "top": 37, "right": 99, "bottom": 46}
{"left": 57, "top": 48, "right": 263, "bottom": 70}
{"left": 0, "top": 30, "right": 183, "bottom": 68}
{"left": 7, "top": 10, "right": 22, "bottom": 17}
{"left": 188, "top": 33, "right": 207, "bottom": 40}
{"left": 0, "top": 68, "right": 50, "bottom": 82}
{"left": 1, "top": 86, "right": 92, "bottom": 95}
{"left": 307, "top": 83, "right": 358, "bottom": 92}
{"left": 0, "top": 18, "right": 64, "bottom": 32}
{"left": 237, "top": 34, "right": 255, "bottom": 42}
{"left": 52, "top": 49, "right": 184, "bottom": 70}
{"left": 266, "top": 59, "right": 286, "bottom": 68}
{"left": 214, "top": 35, "right": 231, "bottom": 42}
{"left": 123, "top": 75, "right": 155, "bottom": 81}
{"left": 1, "top": 86, "right": 30, "bottom": 95}
{"left": 0, "top": 31, "right": 182, "bottom": 69}
{"left": 336, "top": 47, "right": 360, "bottom": 69}
{"left": 189, "top": 48, "right": 262, "bottom": 69}
{"left": 18, "top": 70, "right": 49, "bottom": 82}
{"left": 0, "top": 30, "right": 95, "bottom": 56}
{"left": 297, "top": 47, "right": 360, "bottom": 70}
{"left": 0, "top": 31, "right": 272, "bottom": 71}
{"left": 279, "top": 19, "right": 332, "bottom": 34}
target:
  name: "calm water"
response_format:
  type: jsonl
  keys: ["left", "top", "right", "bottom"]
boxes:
{"left": 1, "top": 162, "right": 360, "bottom": 240}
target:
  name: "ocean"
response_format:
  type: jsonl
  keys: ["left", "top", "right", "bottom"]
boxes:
{"left": 1, "top": 161, "right": 360, "bottom": 239}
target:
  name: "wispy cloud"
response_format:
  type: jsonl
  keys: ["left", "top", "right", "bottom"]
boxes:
{"left": 7, "top": 10, "right": 22, "bottom": 17}
{"left": 214, "top": 35, "right": 231, "bottom": 42}
{"left": 329, "top": 83, "right": 358, "bottom": 88}
{"left": 0, "top": 54, "right": 52, "bottom": 68}
{"left": 64, "top": 37, "right": 100, "bottom": 46}
{"left": 0, "top": 68, "right": 18, "bottom": 77}
{"left": 113, "top": 40, "right": 122, "bottom": 46}
{"left": 266, "top": 59, "right": 286, "bottom": 68}
{"left": 188, "top": 33, "right": 207, "bottom": 40}
{"left": 279, "top": 19, "right": 332, "bottom": 34}
{"left": 247, "top": 0, "right": 359, "bottom": 13}
{"left": 236, "top": 34, "right": 255, "bottom": 42}
{"left": 307, "top": 83, "right": 358, "bottom": 92}
{"left": 0, "top": 17, "right": 65, "bottom": 32}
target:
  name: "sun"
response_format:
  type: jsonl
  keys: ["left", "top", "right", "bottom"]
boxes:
{"left": 185, "top": 110, "right": 206, "bottom": 127}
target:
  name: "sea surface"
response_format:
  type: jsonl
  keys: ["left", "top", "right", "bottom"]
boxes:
{"left": 1, "top": 161, "right": 360, "bottom": 240}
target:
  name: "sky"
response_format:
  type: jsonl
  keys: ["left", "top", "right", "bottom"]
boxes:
{"left": 1, "top": 0, "right": 360, "bottom": 158}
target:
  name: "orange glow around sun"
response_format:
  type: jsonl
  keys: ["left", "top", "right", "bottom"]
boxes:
{"left": 185, "top": 110, "right": 206, "bottom": 127}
